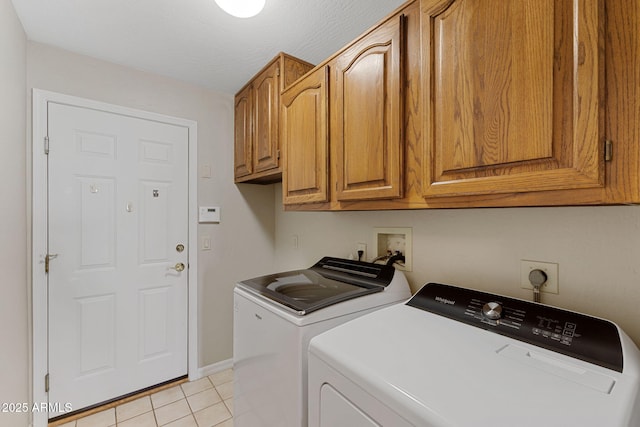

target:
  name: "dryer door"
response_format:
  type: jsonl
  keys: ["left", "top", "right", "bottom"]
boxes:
{"left": 309, "top": 353, "right": 415, "bottom": 427}
{"left": 320, "top": 384, "right": 380, "bottom": 427}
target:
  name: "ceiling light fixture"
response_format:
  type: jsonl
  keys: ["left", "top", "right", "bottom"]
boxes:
{"left": 214, "top": 0, "right": 266, "bottom": 18}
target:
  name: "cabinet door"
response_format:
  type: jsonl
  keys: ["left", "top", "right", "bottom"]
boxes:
{"left": 281, "top": 67, "right": 329, "bottom": 205}
{"left": 422, "top": 0, "right": 605, "bottom": 198}
{"left": 253, "top": 61, "right": 281, "bottom": 173}
{"left": 234, "top": 85, "right": 252, "bottom": 179}
{"left": 334, "top": 15, "right": 405, "bottom": 201}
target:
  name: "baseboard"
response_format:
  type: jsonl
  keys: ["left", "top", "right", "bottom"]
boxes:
{"left": 194, "top": 358, "right": 233, "bottom": 380}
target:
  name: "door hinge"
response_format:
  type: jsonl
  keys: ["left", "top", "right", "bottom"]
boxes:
{"left": 45, "top": 253, "right": 58, "bottom": 274}
{"left": 276, "top": 149, "right": 281, "bottom": 160}
{"left": 276, "top": 65, "right": 280, "bottom": 77}
{"left": 45, "top": 373, "right": 49, "bottom": 392}
{"left": 604, "top": 140, "right": 613, "bottom": 162}
{"left": 44, "top": 136, "right": 49, "bottom": 155}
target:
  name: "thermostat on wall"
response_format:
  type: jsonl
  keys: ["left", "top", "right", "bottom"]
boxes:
{"left": 199, "top": 206, "right": 221, "bottom": 223}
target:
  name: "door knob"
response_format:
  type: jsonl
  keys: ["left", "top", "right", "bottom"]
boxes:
{"left": 169, "top": 262, "right": 185, "bottom": 272}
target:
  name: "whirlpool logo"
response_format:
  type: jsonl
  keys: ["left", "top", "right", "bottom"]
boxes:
{"left": 435, "top": 296, "right": 455, "bottom": 305}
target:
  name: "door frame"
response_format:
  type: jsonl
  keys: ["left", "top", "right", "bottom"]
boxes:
{"left": 31, "top": 89, "right": 199, "bottom": 427}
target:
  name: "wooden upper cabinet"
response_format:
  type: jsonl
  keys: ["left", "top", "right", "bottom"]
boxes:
{"left": 252, "top": 62, "right": 280, "bottom": 174}
{"left": 234, "top": 85, "right": 252, "bottom": 179}
{"left": 333, "top": 14, "right": 405, "bottom": 201}
{"left": 234, "top": 53, "right": 314, "bottom": 184}
{"left": 281, "top": 66, "right": 329, "bottom": 205}
{"left": 422, "top": 0, "right": 605, "bottom": 198}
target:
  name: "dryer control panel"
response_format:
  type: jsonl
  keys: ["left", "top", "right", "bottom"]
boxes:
{"left": 407, "top": 283, "right": 623, "bottom": 372}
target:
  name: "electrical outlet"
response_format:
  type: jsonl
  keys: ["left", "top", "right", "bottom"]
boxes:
{"left": 357, "top": 243, "right": 367, "bottom": 261}
{"left": 520, "top": 260, "right": 559, "bottom": 294}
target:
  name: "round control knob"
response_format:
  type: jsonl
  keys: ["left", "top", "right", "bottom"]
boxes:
{"left": 482, "top": 302, "right": 503, "bottom": 320}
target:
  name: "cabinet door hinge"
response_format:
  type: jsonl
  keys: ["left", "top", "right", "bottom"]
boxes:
{"left": 276, "top": 66, "right": 280, "bottom": 77}
{"left": 276, "top": 149, "right": 281, "bottom": 160}
{"left": 44, "top": 136, "right": 50, "bottom": 155}
{"left": 604, "top": 140, "right": 613, "bottom": 162}
{"left": 45, "top": 373, "right": 49, "bottom": 392}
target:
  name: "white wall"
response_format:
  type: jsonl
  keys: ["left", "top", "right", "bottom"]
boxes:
{"left": 274, "top": 184, "right": 640, "bottom": 346}
{"left": 0, "top": 1, "right": 28, "bottom": 426}
{"left": 26, "top": 42, "right": 276, "bottom": 369}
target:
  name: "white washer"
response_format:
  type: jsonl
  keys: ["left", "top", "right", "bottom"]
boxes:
{"left": 309, "top": 283, "right": 640, "bottom": 427}
{"left": 233, "top": 257, "right": 410, "bottom": 427}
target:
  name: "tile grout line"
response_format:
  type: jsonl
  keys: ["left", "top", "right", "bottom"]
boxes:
{"left": 49, "top": 377, "right": 187, "bottom": 427}
{"left": 63, "top": 369, "right": 234, "bottom": 427}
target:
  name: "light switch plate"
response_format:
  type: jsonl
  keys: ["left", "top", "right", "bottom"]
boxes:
{"left": 201, "top": 163, "right": 212, "bottom": 178}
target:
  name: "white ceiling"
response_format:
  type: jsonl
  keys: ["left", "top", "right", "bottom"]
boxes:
{"left": 11, "top": 0, "right": 407, "bottom": 94}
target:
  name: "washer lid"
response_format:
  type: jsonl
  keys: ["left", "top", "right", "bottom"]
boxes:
{"left": 309, "top": 296, "right": 640, "bottom": 427}
{"left": 238, "top": 257, "right": 395, "bottom": 315}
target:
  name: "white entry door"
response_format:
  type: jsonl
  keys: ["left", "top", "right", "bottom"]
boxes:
{"left": 47, "top": 102, "right": 189, "bottom": 415}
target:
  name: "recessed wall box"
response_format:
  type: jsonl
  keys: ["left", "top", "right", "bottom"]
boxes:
{"left": 373, "top": 227, "right": 412, "bottom": 271}
{"left": 199, "top": 206, "right": 221, "bottom": 223}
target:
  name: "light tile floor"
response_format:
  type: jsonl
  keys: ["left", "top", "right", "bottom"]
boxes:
{"left": 55, "top": 369, "right": 234, "bottom": 427}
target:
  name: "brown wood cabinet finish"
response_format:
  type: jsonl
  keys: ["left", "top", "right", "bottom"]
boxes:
{"left": 234, "top": 53, "right": 314, "bottom": 184}
{"left": 234, "top": 85, "right": 252, "bottom": 179}
{"left": 422, "top": 0, "right": 605, "bottom": 198}
{"left": 281, "top": 66, "right": 330, "bottom": 204}
{"left": 252, "top": 62, "right": 280, "bottom": 174}
{"left": 282, "top": 0, "right": 639, "bottom": 211}
{"left": 333, "top": 14, "right": 405, "bottom": 201}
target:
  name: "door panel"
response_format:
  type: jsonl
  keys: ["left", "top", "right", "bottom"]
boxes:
{"left": 334, "top": 15, "right": 404, "bottom": 201}
{"left": 253, "top": 63, "right": 280, "bottom": 173}
{"left": 78, "top": 176, "right": 116, "bottom": 267}
{"left": 139, "top": 287, "right": 171, "bottom": 360}
{"left": 77, "top": 295, "right": 115, "bottom": 375}
{"left": 422, "top": 0, "right": 605, "bottom": 197}
{"left": 282, "top": 66, "right": 329, "bottom": 205}
{"left": 437, "top": 0, "right": 554, "bottom": 170}
{"left": 139, "top": 181, "right": 170, "bottom": 262}
{"left": 235, "top": 86, "right": 253, "bottom": 178}
{"left": 47, "top": 102, "right": 188, "bottom": 415}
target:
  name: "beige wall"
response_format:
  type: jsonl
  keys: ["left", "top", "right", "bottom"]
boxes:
{"left": 0, "top": 0, "right": 28, "bottom": 426}
{"left": 274, "top": 184, "right": 640, "bottom": 346}
{"left": 26, "top": 43, "right": 276, "bottom": 369}
{"left": 4, "top": 4, "right": 640, "bottom": 424}
{"left": 1, "top": 21, "right": 275, "bottom": 421}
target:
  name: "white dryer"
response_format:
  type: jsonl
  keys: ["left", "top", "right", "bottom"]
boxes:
{"left": 309, "top": 283, "right": 640, "bottom": 427}
{"left": 233, "top": 257, "right": 410, "bottom": 427}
